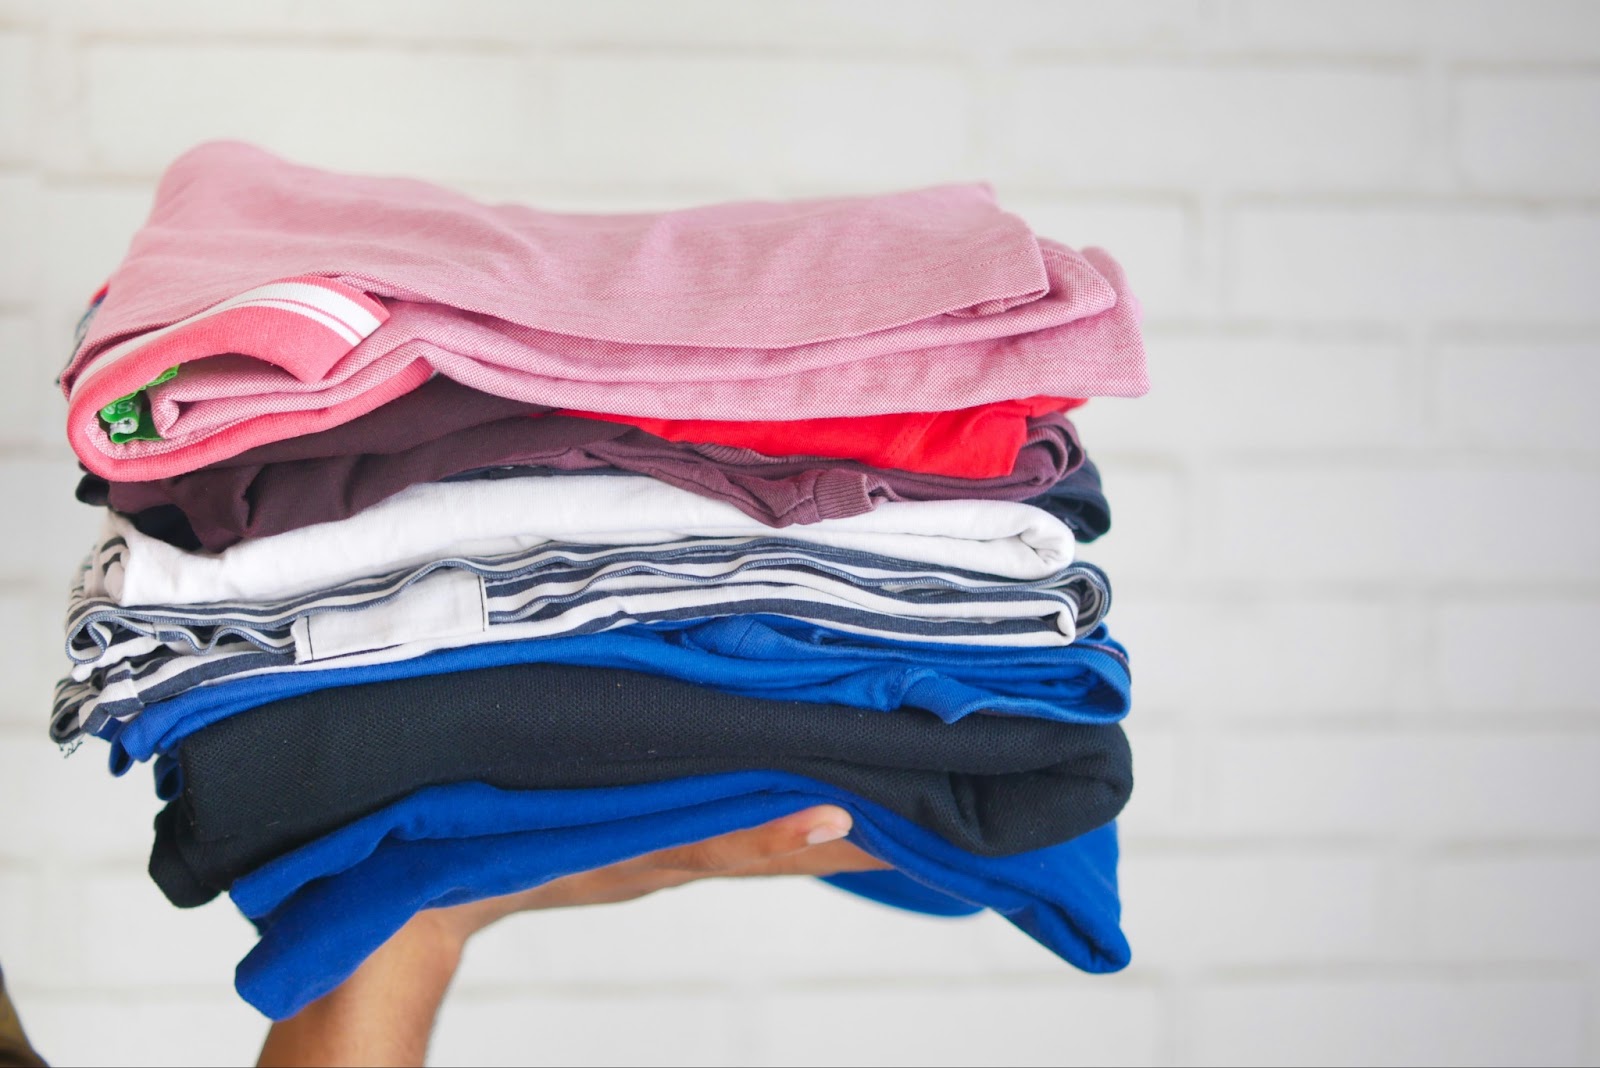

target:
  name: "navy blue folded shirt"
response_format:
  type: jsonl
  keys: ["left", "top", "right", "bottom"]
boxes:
{"left": 229, "top": 774, "right": 1128, "bottom": 1020}
{"left": 149, "top": 660, "right": 1133, "bottom": 906}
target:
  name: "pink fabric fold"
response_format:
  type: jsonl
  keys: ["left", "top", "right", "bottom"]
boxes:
{"left": 63, "top": 141, "right": 1147, "bottom": 481}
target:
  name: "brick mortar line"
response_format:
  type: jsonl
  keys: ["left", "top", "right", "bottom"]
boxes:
{"left": 1122, "top": 832, "right": 1600, "bottom": 849}
{"left": 1224, "top": 191, "right": 1600, "bottom": 209}
{"left": 20, "top": 178, "right": 1600, "bottom": 212}
{"left": 68, "top": 32, "right": 990, "bottom": 67}
{"left": 1194, "top": 959, "right": 1590, "bottom": 984}
{"left": 1014, "top": 49, "right": 1422, "bottom": 71}
{"left": 73, "top": 29, "right": 529, "bottom": 55}
{"left": 1131, "top": 712, "right": 1600, "bottom": 732}
{"left": 1145, "top": 452, "right": 1600, "bottom": 469}
{"left": 1450, "top": 58, "right": 1600, "bottom": 77}
{"left": 1091, "top": 583, "right": 1600, "bottom": 600}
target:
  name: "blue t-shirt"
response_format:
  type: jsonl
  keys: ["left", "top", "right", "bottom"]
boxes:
{"left": 107, "top": 616, "right": 1132, "bottom": 776}
{"left": 231, "top": 772, "right": 1127, "bottom": 1020}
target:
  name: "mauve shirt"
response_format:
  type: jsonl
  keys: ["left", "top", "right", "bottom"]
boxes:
{"left": 81, "top": 380, "right": 1094, "bottom": 551}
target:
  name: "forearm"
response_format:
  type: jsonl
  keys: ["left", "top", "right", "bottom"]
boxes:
{"left": 256, "top": 912, "right": 464, "bottom": 1068}
{"left": 253, "top": 806, "right": 879, "bottom": 1066}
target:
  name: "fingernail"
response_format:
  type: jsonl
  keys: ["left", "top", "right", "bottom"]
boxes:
{"left": 805, "top": 821, "right": 850, "bottom": 846}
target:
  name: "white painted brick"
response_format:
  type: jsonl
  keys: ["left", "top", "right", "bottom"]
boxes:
{"left": 0, "top": 171, "right": 42, "bottom": 304}
{"left": 7, "top": 993, "right": 267, "bottom": 1068}
{"left": 82, "top": 43, "right": 548, "bottom": 183}
{"left": 50, "top": 0, "right": 1206, "bottom": 51}
{"left": 1435, "top": 344, "right": 1600, "bottom": 452}
{"left": 1197, "top": 732, "right": 1600, "bottom": 840}
{"left": 462, "top": 861, "right": 1128, "bottom": 993}
{"left": 47, "top": 0, "right": 526, "bottom": 38}
{"left": 1209, "top": 465, "right": 1600, "bottom": 583}
{"left": 785, "top": 0, "right": 1207, "bottom": 52}
{"left": 1188, "top": 977, "right": 1587, "bottom": 1067}
{"left": 1001, "top": 197, "right": 1203, "bottom": 318}
{"left": 0, "top": 872, "right": 77, "bottom": 992}
{"left": 1111, "top": 596, "right": 1414, "bottom": 718}
{"left": 1231, "top": 206, "right": 1600, "bottom": 323}
{"left": 1407, "top": 735, "right": 1600, "bottom": 841}
{"left": 1430, "top": 1, "right": 1600, "bottom": 61}
{"left": 1433, "top": 600, "right": 1600, "bottom": 713}
{"left": 549, "top": 0, "right": 1207, "bottom": 54}
{"left": 1117, "top": 724, "right": 1186, "bottom": 837}
{"left": 744, "top": 885, "right": 1027, "bottom": 977}
{"left": 0, "top": 316, "right": 66, "bottom": 449}
{"left": 1004, "top": 64, "right": 1421, "bottom": 191}
{"left": 0, "top": 734, "right": 163, "bottom": 863}
{"left": 1226, "top": 1, "right": 1600, "bottom": 61}
{"left": 750, "top": 983, "right": 1166, "bottom": 1068}
{"left": 551, "top": 57, "right": 973, "bottom": 190}
{"left": 455, "top": 875, "right": 991, "bottom": 987}
{"left": 0, "top": 1, "right": 40, "bottom": 26}
{"left": 1070, "top": 463, "right": 1187, "bottom": 582}
{"left": 0, "top": 863, "right": 248, "bottom": 1004}
{"left": 1417, "top": 853, "right": 1600, "bottom": 960}
{"left": 0, "top": 457, "right": 107, "bottom": 585}
{"left": 1122, "top": 850, "right": 1389, "bottom": 967}
{"left": 38, "top": 184, "right": 154, "bottom": 294}
{"left": 38, "top": 184, "right": 159, "bottom": 348}
{"left": 0, "top": 867, "right": 98, "bottom": 993}
{"left": 1222, "top": 0, "right": 1430, "bottom": 56}
{"left": 0, "top": 872, "right": 29, "bottom": 945}
{"left": 0, "top": 33, "right": 31, "bottom": 164}
{"left": 49, "top": 0, "right": 536, "bottom": 39}
{"left": 433, "top": 990, "right": 741, "bottom": 1068}
{"left": 1198, "top": 733, "right": 1399, "bottom": 838}
{"left": 62, "top": 871, "right": 259, "bottom": 989}
{"left": 1456, "top": 75, "right": 1600, "bottom": 195}
{"left": 0, "top": 589, "right": 67, "bottom": 729}
{"left": 1070, "top": 334, "right": 1421, "bottom": 455}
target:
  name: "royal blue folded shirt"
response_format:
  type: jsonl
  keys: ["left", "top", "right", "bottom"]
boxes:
{"left": 105, "top": 616, "right": 1132, "bottom": 774}
{"left": 230, "top": 773, "right": 1128, "bottom": 1019}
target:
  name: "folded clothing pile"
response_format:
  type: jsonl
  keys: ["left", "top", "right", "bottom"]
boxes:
{"left": 50, "top": 141, "right": 1148, "bottom": 1020}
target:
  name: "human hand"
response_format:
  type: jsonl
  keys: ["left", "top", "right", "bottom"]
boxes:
{"left": 424, "top": 802, "right": 888, "bottom": 946}
{"left": 259, "top": 805, "right": 887, "bottom": 1067}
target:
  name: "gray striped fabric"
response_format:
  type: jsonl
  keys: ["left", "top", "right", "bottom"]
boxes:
{"left": 55, "top": 533, "right": 1110, "bottom": 743}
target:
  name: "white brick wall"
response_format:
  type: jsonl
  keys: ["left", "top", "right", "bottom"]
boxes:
{"left": 1002, "top": 64, "right": 1426, "bottom": 192}
{"left": 1, "top": 1, "right": 1597, "bottom": 1065}
{"left": 1228, "top": 206, "right": 1600, "bottom": 323}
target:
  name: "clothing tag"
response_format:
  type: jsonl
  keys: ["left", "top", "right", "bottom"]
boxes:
{"left": 292, "top": 568, "right": 488, "bottom": 663}
{"left": 98, "top": 365, "right": 179, "bottom": 443}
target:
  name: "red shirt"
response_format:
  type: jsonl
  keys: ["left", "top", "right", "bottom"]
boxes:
{"left": 562, "top": 397, "right": 1084, "bottom": 478}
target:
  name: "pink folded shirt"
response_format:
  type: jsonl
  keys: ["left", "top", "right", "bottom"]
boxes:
{"left": 62, "top": 141, "right": 1147, "bottom": 481}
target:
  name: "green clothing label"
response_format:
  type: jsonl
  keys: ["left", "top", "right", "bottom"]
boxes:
{"left": 98, "top": 365, "right": 179, "bottom": 444}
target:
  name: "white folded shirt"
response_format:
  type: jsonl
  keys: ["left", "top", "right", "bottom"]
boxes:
{"left": 95, "top": 474, "right": 1077, "bottom": 607}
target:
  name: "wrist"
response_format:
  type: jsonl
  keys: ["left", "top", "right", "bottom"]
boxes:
{"left": 258, "top": 912, "right": 466, "bottom": 1068}
{"left": 401, "top": 907, "right": 475, "bottom": 970}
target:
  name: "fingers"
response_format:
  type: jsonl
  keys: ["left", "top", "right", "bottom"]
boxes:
{"left": 724, "top": 839, "right": 892, "bottom": 878}
{"left": 653, "top": 805, "right": 855, "bottom": 875}
{"left": 426, "top": 807, "right": 895, "bottom": 931}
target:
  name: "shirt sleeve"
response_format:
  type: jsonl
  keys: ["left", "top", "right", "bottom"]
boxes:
{"left": 0, "top": 966, "right": 48, "bottom": 1068}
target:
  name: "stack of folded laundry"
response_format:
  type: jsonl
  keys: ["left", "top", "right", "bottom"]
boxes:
{"left": 49, "top": 141, "right": 1148, "bottom": 1020}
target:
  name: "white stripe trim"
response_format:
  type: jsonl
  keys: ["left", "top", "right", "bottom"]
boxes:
{"left": 260, "top": 280, "right": 382, "bottom": 336}
{"left": 70, "top": 280, "right": 380, "bottom": 399}
{"left": 244, "top": 299, "right": 363, "bottom": 346}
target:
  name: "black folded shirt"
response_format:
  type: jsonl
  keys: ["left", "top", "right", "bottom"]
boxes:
{"left": 150, "top": 663, "right": 1132, "bottom": 907}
